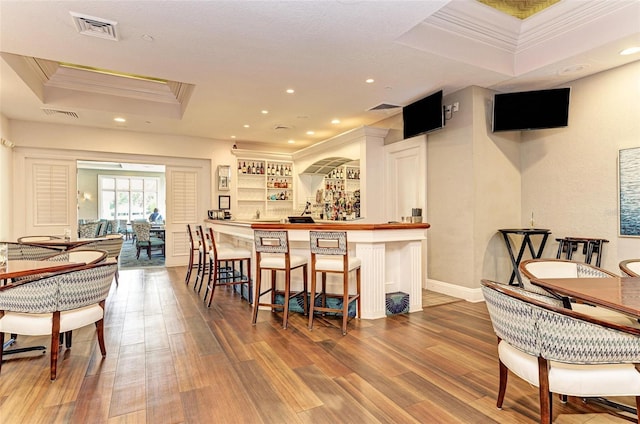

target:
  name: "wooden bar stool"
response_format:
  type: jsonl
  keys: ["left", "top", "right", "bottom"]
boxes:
{"left": 204, "top": 227, "right": 252, "bottom": 307}
{"left": 193, "top": 225, "right": 208, "bottom": 293}
{"left": 185, "top": 224, "right": 201, "bottom": 286}
{"left": 252, "top": 230, "right": 308, "bottom": 329}
{"left": 308, "top": 231, "right": 361, "bottom": 335}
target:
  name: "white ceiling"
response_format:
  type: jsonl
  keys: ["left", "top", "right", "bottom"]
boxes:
{"left": 1, "top": 0, "right": 639, "bottom": 152}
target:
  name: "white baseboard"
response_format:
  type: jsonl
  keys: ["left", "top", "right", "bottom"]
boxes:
{"left": 425, "top": 279, "right": 484, "bottom": 303}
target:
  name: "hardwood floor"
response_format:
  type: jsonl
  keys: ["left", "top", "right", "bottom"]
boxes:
{"left": 0, "top": 267, "right": 635, "bottom": 423}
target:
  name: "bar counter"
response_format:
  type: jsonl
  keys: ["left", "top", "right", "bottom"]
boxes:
{"left": 205, "top": 219, "right": 430, "bottom": 319}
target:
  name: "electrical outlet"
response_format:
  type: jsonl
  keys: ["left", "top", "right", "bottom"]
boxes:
{"left": 452, "top": 102, "right": 459, "bottom": 112}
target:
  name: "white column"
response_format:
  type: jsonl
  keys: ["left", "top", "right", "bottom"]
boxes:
{"left": 356, "top": 242, "right": 386, "bottom": 319}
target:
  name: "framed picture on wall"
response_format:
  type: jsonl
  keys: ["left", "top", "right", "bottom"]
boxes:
{"left": 619, "top": 147, "right": 640, "bottom": 236}
{"left": 218, "top": 165, "right": 231, "bottom": 191}
{"left": 218, "top": 195, "right": 231, "bottom": 210}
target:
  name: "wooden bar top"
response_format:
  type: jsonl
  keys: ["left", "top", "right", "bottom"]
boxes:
{"left": 206, "top": 219, "right": 429, "bottom": 231}
{"left": 250, "top": 222, "right": 430, "bottom": 231}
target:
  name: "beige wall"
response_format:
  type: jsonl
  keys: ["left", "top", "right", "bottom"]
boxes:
{"left": 426, "top": 86, "right": 521, "bottom": 290}
{"left": 427, "top": 61, "right": 640, "bottom": 292}
{"left": 0, "top": 114, "right": 12, "bottom": 240}
{"left": 521, "top": 61, "right": 640, "bottom": 273}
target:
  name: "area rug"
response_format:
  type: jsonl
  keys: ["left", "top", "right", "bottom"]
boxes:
{"left": 119, "top": 239, "right": 165, "bottom": 268}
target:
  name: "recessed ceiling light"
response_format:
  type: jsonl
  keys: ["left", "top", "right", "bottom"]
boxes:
{"left": 288, "top": 140, "right": 295, "bottom": 144}
{"left": 261, "top": 110, "right": 269, "bottom": 114}
{"left": 331, "top": 119, "right": 340, "bottom": 124}
{"left": 243, "top": 124, "right": 250, "bottom": 128}
{"left": 114, "top": 117, "right": 126, "bottom": 123}
{"left": 286, "top": 88, "right": 295, "bottom": 94}
{"left": 306, "top": 131, "right": 315, "bottom": 135}
{"left": 231, "top": 135, "right": 236, "bottom": 139}
{"left": 620, "top": 46, "right": 640, "bottom": 55}
{"left": 365, "top": 78, "right": 375, "bottom": 84}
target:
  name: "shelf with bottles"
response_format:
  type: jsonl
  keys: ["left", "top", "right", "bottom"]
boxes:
{"left": 322, "top": 190, "right": 360, "bottom": 221}
{"left": 267, "top": 190, "right": 292, "bottom": 201}
{"left": 237, "top": 160, "right": 266, "bottom": 176}
{"left": 265, "top": 161, "right": 292, "bottom": 177}
{"left": 266, "top": 177, "right": 292, "bottom": 189}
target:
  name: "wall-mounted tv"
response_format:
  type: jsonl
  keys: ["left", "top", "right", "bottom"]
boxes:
{"left": 492, "top": 87, "right": 570, "bottom": 132}
{"left": 403, "top": 90, "right": 444, "bottom": 139}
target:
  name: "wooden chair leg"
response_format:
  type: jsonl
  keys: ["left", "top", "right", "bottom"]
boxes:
{"left": 342, "top": 270, "right": 349, "bottom": 335}
{"left": 50, "top": 312, "right": 61, "bottom": 381}
{"left": 538, "top": 357, "right": 552, "bottom": 424}
{"left": 252, "top": 269, "right": 262, "bottom": 325}
{"left": 185, "top": 249, "right": 194, "bottom": 284}
{"left": 95, "top": 319, "right": 106, "bottom": 356}
{"left": 0, "top": 332, "right": 4, "bottom": 374}
{"left": 206, "top": 260, "right": 219, "bottom": 307}
{"left": 308, "top": 268, "right": 317, "bottom": 330}
{"left": 497, "top": 359, "right": 508, "bottom": 409}
{"left": 282, "top": 270, "right": 291, "bottom": 329}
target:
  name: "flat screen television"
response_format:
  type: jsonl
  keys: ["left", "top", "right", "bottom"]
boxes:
{"left": 492, "top": 87, "right": 570, "bottom": 132}
{"left": 403, "top": 90, "right": 444, "bottom": 139}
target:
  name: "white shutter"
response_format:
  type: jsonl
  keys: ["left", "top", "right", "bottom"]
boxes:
{"left": 33, "top": 163, "right": 70, "bottom": 226}
{"left": 170, "top": 170, "right": 198, "bottom": 223}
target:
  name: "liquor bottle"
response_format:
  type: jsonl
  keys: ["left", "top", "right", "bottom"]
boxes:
{"left": 251, "top": 162, "right": 256, "bottom": 174}
{"left": 238, "top": 161, "right": 242, "bottom": 173}
{"left": 241, "top": 161, "right": 247, "bottom": 174}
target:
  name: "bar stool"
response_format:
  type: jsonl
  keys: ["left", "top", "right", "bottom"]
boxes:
{"left": 184, "top": 224, "right": 200, "bottom": 286}
{"left": 204, "top": 227, "right": 252, "bottom": 307}
{"left": 193, "top": 225, "right": 208, "bottom": 293}
{"left": 308, "top": 231, "right": 361, "bottom": 335}
{"left": 556, "top": 236, "right": 609, "bottom": 267}
{"left": 194, "top": 225, "right": 235, "bottom": 293}
{"left": 252, "top": 230, "right": 308, "bottom": 329}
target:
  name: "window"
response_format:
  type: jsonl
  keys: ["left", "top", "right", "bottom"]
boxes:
{"left": 98, "top": 175, "right": 162, "bottom": 221}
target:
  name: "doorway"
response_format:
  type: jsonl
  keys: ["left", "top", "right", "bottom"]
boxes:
{"left": 77, "top": 160, "right": 167, "bottom": 267}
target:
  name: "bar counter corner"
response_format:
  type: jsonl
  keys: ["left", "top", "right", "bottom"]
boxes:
{"left": 205, "top": 219, "right": 430, "bottom": 319}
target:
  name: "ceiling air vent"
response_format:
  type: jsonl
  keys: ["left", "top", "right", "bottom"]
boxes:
{"left": 368, "top": 103, "right": 401, "bottom": 111}
{"left": 70, "top": 12, "right": 118, "bottom": 41}
{"left": 42, "top": 108, "right": 79, "bottom": 119}
{"left": 273, "top": 124, "right": 293, "bottom": 130}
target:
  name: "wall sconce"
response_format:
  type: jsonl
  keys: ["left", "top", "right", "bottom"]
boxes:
{"left": 82, "top": 192, "right": 92, "bottom": 201}
{"left": 1, "top": 138, "right": 15, "bottom": 148}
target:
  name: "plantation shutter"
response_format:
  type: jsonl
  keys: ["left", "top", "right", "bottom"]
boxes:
{"left": 170, "top": 169, "right": 198, "bottom": 223}
{"left": 33, "top": 163, "right": 69, "bottom": 225}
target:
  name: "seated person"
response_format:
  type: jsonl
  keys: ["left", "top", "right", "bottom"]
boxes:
{"left": 148, "top": 208, "right": 163, "bottom": 223}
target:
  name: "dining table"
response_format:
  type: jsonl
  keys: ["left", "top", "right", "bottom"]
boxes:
{"left": 21, "top": 236, "right": 107, "bottom": 250}
{"left": 1, "top": 259, "right": 86, "bottom": 281}
{"left": 530, "top": 276, "right": 640, "bottom": 318}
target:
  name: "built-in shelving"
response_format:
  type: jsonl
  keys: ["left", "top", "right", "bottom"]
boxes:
{"left": 236, "top": 158, "right": 293, "bottom": 219}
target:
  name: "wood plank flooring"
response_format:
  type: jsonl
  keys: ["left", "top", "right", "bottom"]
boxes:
{"left": 0, "top": 267, "right": 635, "bottom": 423}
